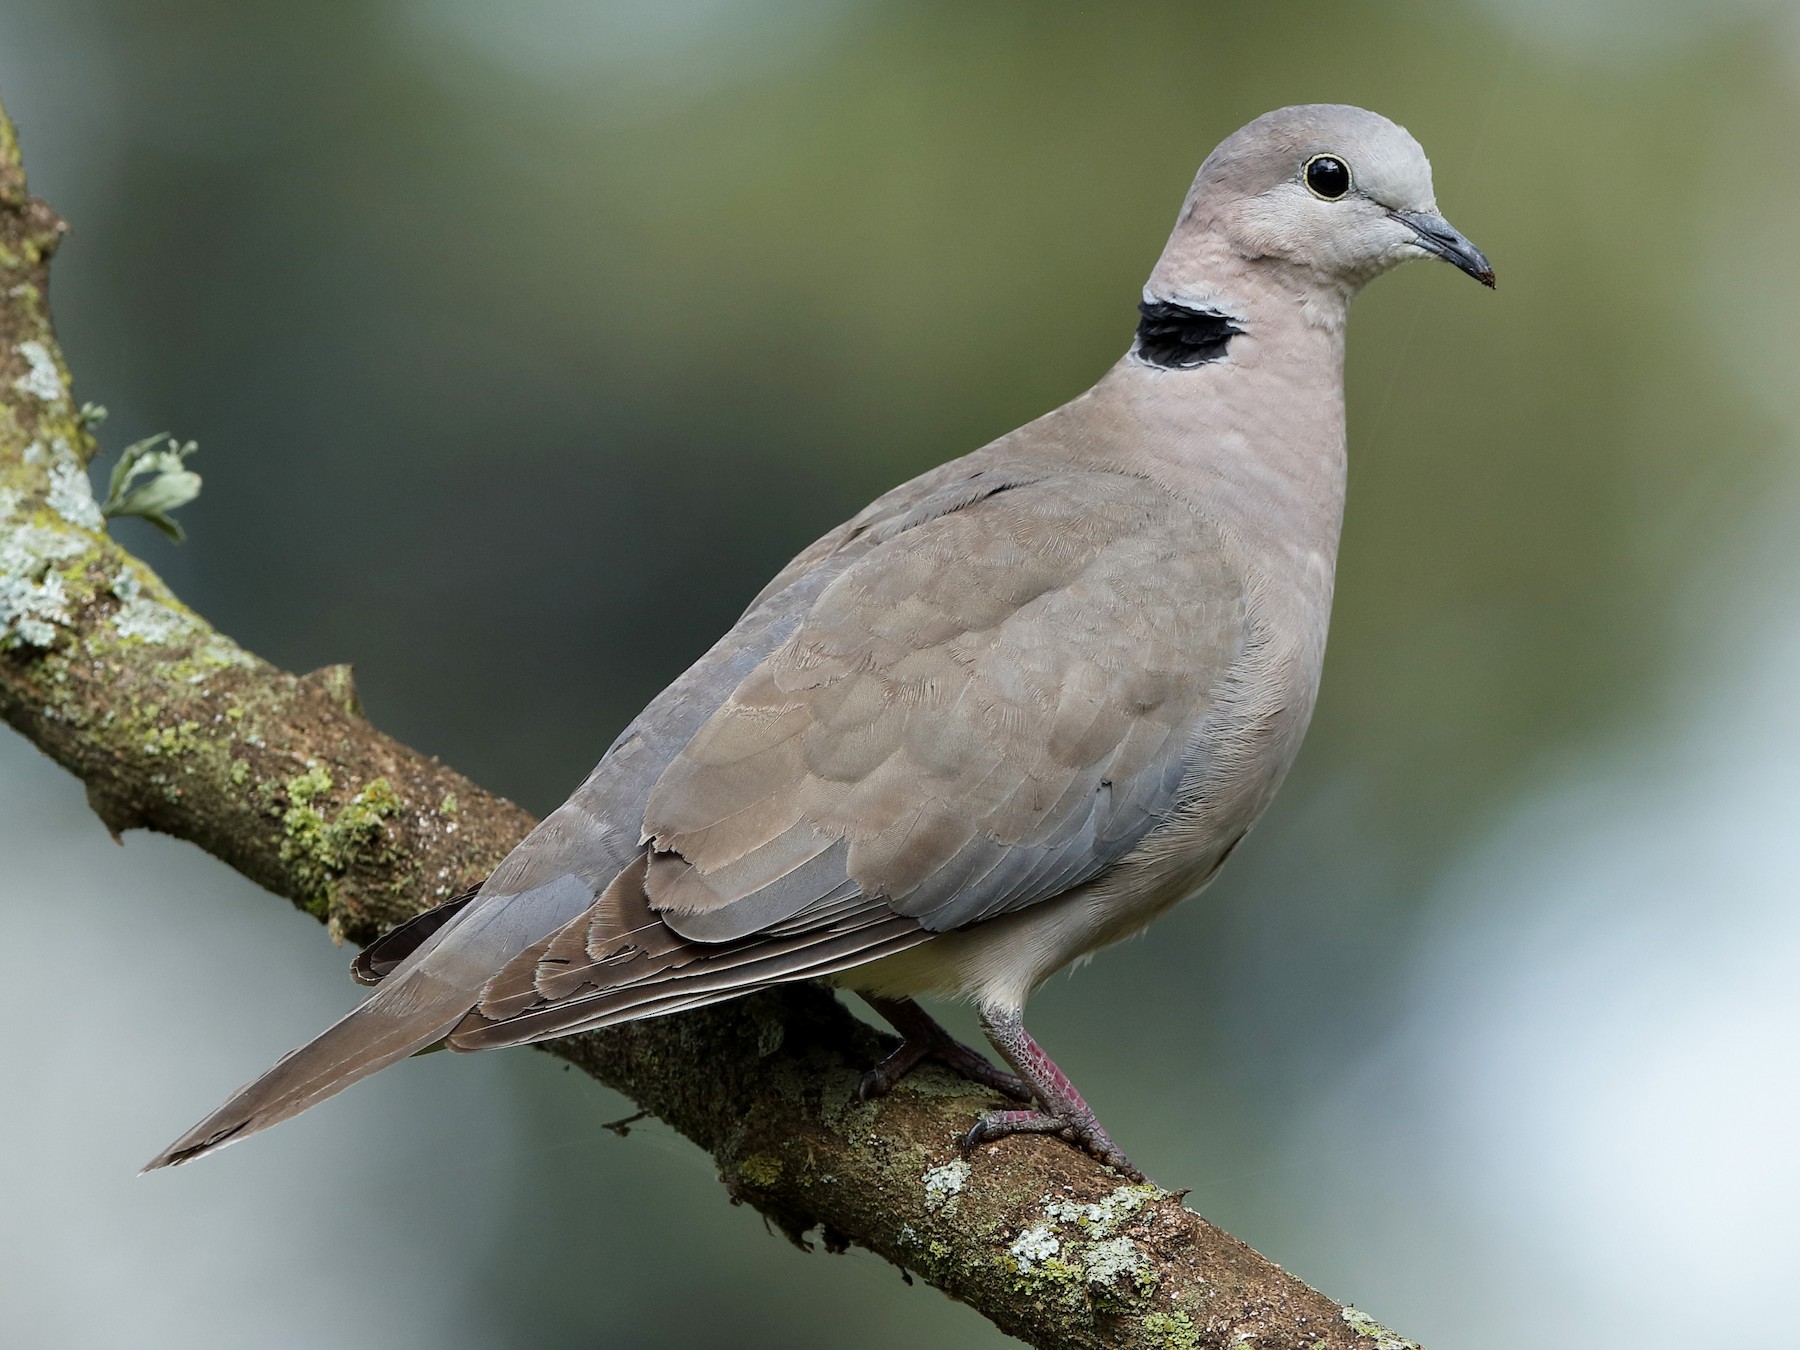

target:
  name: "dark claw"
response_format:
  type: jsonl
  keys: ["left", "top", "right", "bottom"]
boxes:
{"left": 856, "top": 995, "right": 1032, "bottom": 1102}
{"left": 960, "top": 1109, "right": 1061, "bottom": 1154}
{"left": 960, "top": 1106, "right": 1146, "bottom": 1182}
{"left": 857, "top": 1038, "right": 931, "bottom": 1101}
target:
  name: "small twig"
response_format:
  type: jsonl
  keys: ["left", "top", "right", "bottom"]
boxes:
{"left": 600, "top": 1109, "right": 650, "bottom": 1138}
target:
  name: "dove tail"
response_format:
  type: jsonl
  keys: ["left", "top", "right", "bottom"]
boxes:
{"left": 142, "top": 871, "right": 604, "bottom": 1171}
{"left": 140, "top": 970, "right": 472, "bottom": 1172}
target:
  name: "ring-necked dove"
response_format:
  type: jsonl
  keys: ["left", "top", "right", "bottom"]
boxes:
{"left": 147, "top": 104, "right": 1492, "bottom": 1180}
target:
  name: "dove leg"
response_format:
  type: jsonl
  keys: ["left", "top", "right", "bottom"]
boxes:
{"left": 856, "top": 995, "right": 1031, "bottom": 1102}
{"left": 961, "top": 1005, "right": 1143, "bottom": 1181}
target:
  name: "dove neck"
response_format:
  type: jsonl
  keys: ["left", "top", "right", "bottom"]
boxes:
{"left": 1066, "top": 277, "right": 1350, "bottom": 590}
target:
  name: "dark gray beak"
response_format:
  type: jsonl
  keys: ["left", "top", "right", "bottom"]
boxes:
{"left": 1388, "top": 211, "right": 1495, "bottom": 288}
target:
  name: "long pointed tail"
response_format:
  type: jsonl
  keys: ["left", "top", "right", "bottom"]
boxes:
{"left": 141, "top": 967, "right": 474, "bottom": 1171}
{"left": 143, "top": 868, "right": 603, "bottom": 1171}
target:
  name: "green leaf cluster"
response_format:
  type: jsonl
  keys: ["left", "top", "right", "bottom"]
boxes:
{"left": 101, "top": 432, "right": 201, "bottom": 542}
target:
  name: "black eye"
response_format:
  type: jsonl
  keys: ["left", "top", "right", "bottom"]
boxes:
{"left": 1304, "top": 154, "right": 1352, "bottom": 200}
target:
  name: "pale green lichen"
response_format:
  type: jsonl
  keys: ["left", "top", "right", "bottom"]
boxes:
{"left": 112, "top": 599, "right": 191, "bottom": 644}
{"left": 1042, "top": 1183, "right": 1159, "bottom": 1237}
{"left": 2, "top": 521, "right": 85, "bottom": 565}
{"left": 1080, "top": 1234, "right": 1148, "bottom": 1290}
{"left": 13, "top": 339, "right": 62, "bottom": 403}
{"left": 1, "top": 563, "right": 66, "bottom": 647}
{"left": 0, "top": 503, "right": 216, "bottom": 657}
{"left": 46, "top": 461, "right": 101, "bottom": 530}
{"left": 108, "top": 566, "right": 199, "bottom": 645}
{"left": 1141, "top": 1310, "right": 1200, "bottom": 1349}
{"left": 1008, "top": 1223, "right": 1059, "bottom": 1273}
{"left": 997, "top": 1182, "right": 1170, "bottom": 1310}
{"left": 922, "top": 1159, "right": 971, "bottom": 1210}
{"left": 0, "top": 519, "right": 83, "bottom": 648}
{"left": 438, "top": 791, "right": 458, "bottom": 816}
{"left": 1342, "top": 1307, "right": 1419, "bottom": 1349}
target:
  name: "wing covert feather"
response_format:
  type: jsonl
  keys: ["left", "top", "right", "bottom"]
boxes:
{"left": 449, "top": 460, "right": 1246, "bottom": 1050}
{"left": 645, "top": 471, "right": 1247, "bottom": 935}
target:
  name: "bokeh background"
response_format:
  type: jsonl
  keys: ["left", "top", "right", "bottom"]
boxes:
{"left": 4, "top": 2, "right": 1799, "bottom": 1346}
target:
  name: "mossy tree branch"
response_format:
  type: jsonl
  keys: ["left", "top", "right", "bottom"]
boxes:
{"left": 0, "top": 92, "right": 1419, "bottom": 1350}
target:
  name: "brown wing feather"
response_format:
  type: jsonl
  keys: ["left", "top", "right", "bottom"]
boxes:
{"left": 445, "top": 467, "right": 1244, "bottom": 1053}
{"left": 642, "top": 472, "right": 1244, "bottom": 932}
{"left": 448, "top": 853, "right": 925, "bottom": 1050}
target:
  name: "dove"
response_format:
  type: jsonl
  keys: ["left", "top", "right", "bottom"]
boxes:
{"left": 147, "top": 104, "right": 1492, "bottom": 1180}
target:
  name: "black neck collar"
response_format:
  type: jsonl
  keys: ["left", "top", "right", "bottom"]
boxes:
{"left": 1133, "top": 299, "right": 1242, "bottom": 369}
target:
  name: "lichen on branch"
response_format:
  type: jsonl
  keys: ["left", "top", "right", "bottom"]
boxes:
{"left": 0, "top": 90, "right": 1418, "bottom": 1350}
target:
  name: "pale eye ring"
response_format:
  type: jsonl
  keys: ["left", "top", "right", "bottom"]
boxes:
{"left": 1303, "top": 153, "right": 1352, "bottom": 200}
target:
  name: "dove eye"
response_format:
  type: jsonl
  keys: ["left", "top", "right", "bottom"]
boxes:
{"left": 1303, "top": 154, "right": 1352, "bottom": 200}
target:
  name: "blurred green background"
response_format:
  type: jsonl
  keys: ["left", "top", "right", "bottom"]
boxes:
{"left": 5, "top": 2, "right": 1800, "bottom": 1346}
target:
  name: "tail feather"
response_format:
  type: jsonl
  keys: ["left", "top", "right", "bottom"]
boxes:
{"left": 143, "top": 871, "right": 604, "bottom": 1171}
{"left": 349, "top": 887, "right": 479, "bottom": 986}
{"left": 141, "top": 968, "right": 474, "bottom": 1171}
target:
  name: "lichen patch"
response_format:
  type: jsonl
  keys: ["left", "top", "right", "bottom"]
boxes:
{"left": 12, "top": 339, "right": 61, "bottom": 403}
{"left": 109, "top": 567, "right": 197, "bottom": 645}
{"left": 277, "top": 767, "right": 406, "bottom": 918}
{"left": 0, "top": 564, "right": 65, "bottom": 647}
{"left": 1078, "top": 1234, "right": 1147, "bottom": 1289}
{"left": 0, "top": 519, "right": 83, "bottom": 648}
{"left": 46, "top": 461, "right": 101, "bottom": 530}
{"left": 921, "top": 1159, "right": 971, "bottom": 1210}
{"left": 1342, "top": 1306, "right": 1420, "bottom": 1349}
{"left": 737, "top": 1153, "right": 783, "bottom": 1187}
{"left": 1042, "top": 1183, "right": 1158, "bottom": 1237}
{"left": 1007, "top": 1223, "right": 1059, "bottom": 1273}
{"left": 1141, "top": 1310, "right": 1201, "bottom": 1348}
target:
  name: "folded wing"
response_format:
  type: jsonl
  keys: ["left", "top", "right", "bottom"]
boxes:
{"left": 450, "top": 471, "right": 1246, "bottom": 1050}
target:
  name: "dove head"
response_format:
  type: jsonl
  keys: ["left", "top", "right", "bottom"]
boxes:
{"left": 1146, "top": 104, "right": 1492, "bottom": 328}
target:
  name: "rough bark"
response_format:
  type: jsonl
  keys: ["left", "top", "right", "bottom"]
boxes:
{"left": 0, "top": 92, "right": 1420, "bottom": 1350}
